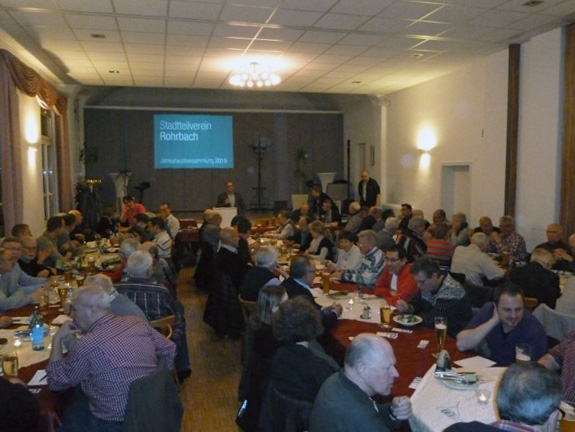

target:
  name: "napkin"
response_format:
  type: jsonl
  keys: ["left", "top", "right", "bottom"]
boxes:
{"left": 51, "top": 315, "right": 72, "bottom": 325}
{"left": 28, "top": 369, "right": 48, "bottom": 386}
{"left": 454, "top": 356, "right": 496, "bottom": 368}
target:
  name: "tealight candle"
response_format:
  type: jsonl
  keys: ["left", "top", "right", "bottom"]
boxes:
{"left": 476, "top": 389, "right": 491, "bottom": 405}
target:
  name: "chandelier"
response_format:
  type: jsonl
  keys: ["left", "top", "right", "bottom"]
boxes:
{"left": 229, "top": 62, "right": 281, "bottom": 88}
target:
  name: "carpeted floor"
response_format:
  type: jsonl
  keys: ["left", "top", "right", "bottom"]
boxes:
{"left": 177, "top": 267, "right": 242, "bottom": 431}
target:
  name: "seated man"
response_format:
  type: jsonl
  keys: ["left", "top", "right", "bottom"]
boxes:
{"left": 269, "top": 210, "right": 295, "bottom": 239}
{"left": 47, "top": 285, "right": 176, "bottom": 432}
{"left": 159, "top": 202, "right": 180, "bottom": 239}
{"left": 309, "top": 333, "right": 412, "bottom": 432}
{"left": 290, "top": 202, "right": 311, "bottom": 222}
{"left": 374, "top": 245, "right": 417, "bottom": 306}
{"left": 149, "top": 217, "right": 172, "bottom": 261}
{"left": 115, "top": 251, "right": 191, "bottom": 381}
{"left": 11, "top": 223, "right": 33, "bottom": 238}
{"left": 38, "top": 216, "right": 69, "bottom": 266}
{"left": 18, "top": 236, "right": 54, "bottom": 278}
{"left": 240, "top": 246, "right": 284, "bottom": 302}
{"left": 293, "top": 216, "right": 312, "bottom": 252}
{"left": 539, "top": 330, "right": 575, "bottom": 405}
{"left": 398, "top": 203, "right": 412, "bottom": 232}
{"left": 203, "top": 228, "right": 251, "bottom": 338}
{"left": 396, "top": 217, "right": 427, "bottom": 262}
{"left": 534, "top": 223, "right": 573, "bottom": 271}
{"left": 396, "top": 256, "right": 472, "bottom": 337}
{"left": 119, "top": 195, "right": 146, "bottom": 229}
{"left": 510, "top": 248, "right": 560, "bottom": 308}
{"left": 425, "top": 222, "right": 455, "bottom": 269}
{"left": 336, "top": 230, "right": 385, "bottom": 289}
{"left": 319, "top": 200, "right": 342, "bottom": 228}
{"left": 456, "top": 283, "right": 547, "bottom": 366}
{"left": 342, "top": 202, "right": 363, "bottom": 234}
{"left": 0, "top": 245, "right": 45, "bottom": 311}
{"left": 281, "top": 256, "right": 342, "bottom": 330}
{"left": 84, "top": 274, "right": 146, "bottom": 320}
{"left": 375, "top": 216, "right": 398, "bottom": 251}
{"left": 473, "top": 216, "right": 500, "bottom": 235}
{"left": 450, "top": 232, "right": 505, "bottom": 286}
{"left": 488, "top": 215, "right": 528, "bottom": 262}
{"left": 58, "top": 213, "right": 80, "bottom": 258}
{"left": 445, "top": 362, "right": 562, "bottom": 432}
{"left": 0, "top": 377, "right": 40, "bottom": 432}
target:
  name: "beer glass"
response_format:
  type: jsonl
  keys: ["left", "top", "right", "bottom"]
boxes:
{"left": 435, "top": 316, "right": 447, "bottom": 355}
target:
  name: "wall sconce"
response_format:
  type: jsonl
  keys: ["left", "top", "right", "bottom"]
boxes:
{"left": 25, "top": 116, "right": 39, "bottom": 145}
{"left": 419, "top": 150, "right": 431, "bottom": 169}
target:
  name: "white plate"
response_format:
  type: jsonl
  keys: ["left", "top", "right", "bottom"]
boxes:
{"left": 393, "top": 314, "right": 423, "bottom": 327}
{"left": 439, "top": 379, "right": 478, "bottom": 391}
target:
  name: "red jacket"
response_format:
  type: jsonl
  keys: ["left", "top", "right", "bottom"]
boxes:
{"left": 373, "top": 263, "right": 418, "bottom": 306}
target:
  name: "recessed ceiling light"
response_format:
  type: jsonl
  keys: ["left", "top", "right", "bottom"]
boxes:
{"left": 522, "top": 0, "right": 544, "bottom": 6}
{"left": 108, "top": 70, "right": 120, "bottom": 74}
{"left": 411, "top": 53, "right": 424, "bottom": 58}
{"left": 352, "top": 81, "right": 362, "bottom": 84}
{"left": 91, "top": 34, "right": 106, "bottom": 39}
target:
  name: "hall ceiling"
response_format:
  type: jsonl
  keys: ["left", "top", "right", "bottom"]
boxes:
{"left": 0, "top": 0, "right": 573, "bottom": 94}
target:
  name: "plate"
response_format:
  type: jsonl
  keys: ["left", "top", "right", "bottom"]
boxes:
{"left": 327, "top": 292, "right": 349, "bottom": 300}
{"left": 439, "top": 379, "right": 478, "bottom": 391}
{"left": 393, "top": 314, "right": 423, "bottom": 327}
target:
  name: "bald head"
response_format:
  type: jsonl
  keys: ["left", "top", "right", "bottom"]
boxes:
{"left": 344, "top": 333, "right": 398, "bottom": 397}
{"left": 546, "top": 224, "right": 563, "bottom": 243}
{"left": 220, "top": 227, "right": 239, "bottom": 247}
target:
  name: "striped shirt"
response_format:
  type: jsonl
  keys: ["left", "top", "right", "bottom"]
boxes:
{"left": 46, "top": 314, "right": 175, "bottom": 422}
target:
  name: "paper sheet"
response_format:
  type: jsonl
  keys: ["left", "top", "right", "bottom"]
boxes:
{"left": 28, "top": 369, "right": 48, "bottom": 386}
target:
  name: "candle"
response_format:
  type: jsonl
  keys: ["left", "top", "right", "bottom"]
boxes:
{"left": 476, "top": 389, "right": 491, "bottom": 405}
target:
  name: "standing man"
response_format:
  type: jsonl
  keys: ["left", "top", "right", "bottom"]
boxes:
{"left": 308, "top": 185, "right": 335, "bottom": 219}
{"left": 357, "top": 170, "right": 380, "bottom": 208}
{"left": 309, "top": 333, "right": 412, "bottom": 432}
{"left": 47, "top": 285, "right": 176, "bottom": 432}
{"left": 216, "top": 180, "right": 246, "bottom": 214}
{"left": 159, "top": 202, "right": 180, "bottom": 239}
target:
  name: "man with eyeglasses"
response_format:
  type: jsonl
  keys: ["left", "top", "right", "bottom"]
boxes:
{"left": 373, "top": 245, "right": 417, "bottom": 306}
{"left": 18, "top": 236, "right": 55, "bottom": 278}
{"left": 281, "top": 256, "right": 342, "bottom": 330}
{"left": 0, "top": 246, "right": 45, "bottom": 310}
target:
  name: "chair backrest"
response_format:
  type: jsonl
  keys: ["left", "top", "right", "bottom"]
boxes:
{"left": 122, "top": 357, "right": 183, "bottom": 432}
{"left": 269, "top": 385, "right": 313, "bottom": 432}
{"left": 533, "top": 303, "right": 575, "bottom": 341}
{"left": 238, "top": 295, "right": 257, "bottom": 324}
{"left": 150, "top": 315, "right": 176, "bottom": 340}
{"left": 524, "top": 297, "right": 539, "bottom": 311}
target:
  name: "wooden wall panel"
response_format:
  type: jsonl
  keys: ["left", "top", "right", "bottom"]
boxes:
{"left": 505, "top": 44, "right": 520, "bottom": 216}
{"left": 561, "top": 24, "right": 575, "bottom": 237}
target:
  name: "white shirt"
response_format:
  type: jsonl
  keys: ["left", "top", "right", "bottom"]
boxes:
{"left": 152, "top": 230, "right": 172, "bottom": 259}
{"left": 165, "top": 214, "right": 180, "bottom": 239}
{"left": 334, "top": 244, "right": 362, "bottom": 271}
{"left": 450, "top": 244, "right": 504, "bottom": 286}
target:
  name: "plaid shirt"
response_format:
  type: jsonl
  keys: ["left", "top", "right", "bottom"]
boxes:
{"left": 489, "top": 231, "right": 528, "bottom": 261}
{"left": 490, "top": 420, "right": 535, "bottom": 432}
{"left": 46, "top": 314, "right": 175, "bottom": 422}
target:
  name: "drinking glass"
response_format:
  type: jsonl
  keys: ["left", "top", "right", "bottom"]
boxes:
{"left": 434, "top": 316, "right": 447, "bottom": 355}
{"left": 515, "top": 344, "right": 531, "bottom": 363}
{"left": 380, "top": 302, "right": 391, "bottom": 328}
{"left": 2, "top": 351, "right": 18, "bottom": 376}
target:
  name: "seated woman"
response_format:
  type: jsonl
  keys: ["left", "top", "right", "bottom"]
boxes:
{"left": 327, "top": 231, "right": 362, "bottom": 272}
{"left": 270, "top": 296, "right": 339, "bottom": 403}
{"left": 238, "top": 285, "right": 288, "bottom": 432}
{"left": 426, "top": 222, "right": 456, "bottom": 271}
{"left": 305, "top": 220, "right": 334, "bottom": 261}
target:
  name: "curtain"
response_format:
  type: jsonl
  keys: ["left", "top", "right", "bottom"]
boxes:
{"left": 0, "top": 49, "right": 71, "bottom": 230}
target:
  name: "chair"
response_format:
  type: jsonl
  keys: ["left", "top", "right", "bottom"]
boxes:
{"left": 150, "top": 315, "right": 176, "bottom": 340}
{"left": 122, "top": 357, "right": 183, "bottom": 432}
{"left": 524, "top": 297, "right": 539, "bottom": 311}
{"left": 259, "top": 385, "right": 313, "bottom": 432}
{"left": 533, "top": 303, "right": 575, "bottom": 342}
{"left": 238, "top": 294, "right": 257, "bottom": 325}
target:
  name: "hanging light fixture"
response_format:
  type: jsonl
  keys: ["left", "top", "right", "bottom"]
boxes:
{"left": 229, "top": 62, "right": 281, "bottom": 88}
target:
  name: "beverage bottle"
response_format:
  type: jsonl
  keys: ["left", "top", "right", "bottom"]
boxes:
{"left": 31, "top": 307, "right": 45, "bottom": 351}
{"left": 29, "top": 305, "right": 38, "bottom": 330}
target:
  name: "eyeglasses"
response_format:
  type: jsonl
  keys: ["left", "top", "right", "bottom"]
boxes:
{"left": 386, "top": 257, "right": 401, "bottom": 263}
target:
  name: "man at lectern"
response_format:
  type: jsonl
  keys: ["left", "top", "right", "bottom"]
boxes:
{"left": 216, "top": 180, "right": 246, "bottom": 214}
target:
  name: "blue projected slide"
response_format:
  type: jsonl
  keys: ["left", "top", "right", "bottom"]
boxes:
{"left": 154, "top": 114, "right": 234, "bottom": 169}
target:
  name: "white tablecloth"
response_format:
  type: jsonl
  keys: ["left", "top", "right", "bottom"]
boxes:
{"left": 409, "top": 364, "right": 506, "bottom": 432}
{"left": 314, "top": 290, "right": 385, "bottom": 324}
{"left": 0, "top": 328, "right": 53, "bottom": 368}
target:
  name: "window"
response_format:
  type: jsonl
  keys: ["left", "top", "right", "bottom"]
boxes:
{"left": 41, "top": 108, "right": 58, "bottom": 219}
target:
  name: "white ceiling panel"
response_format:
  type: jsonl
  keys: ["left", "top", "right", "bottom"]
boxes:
{"left": 168, "top": 1, "right": 222, "bottom": 20}
{"left": 112, "top": 0, "right": 169, "bottom": 16}
{"left": 56, "top": 0, "right": 114, "bottom": 14}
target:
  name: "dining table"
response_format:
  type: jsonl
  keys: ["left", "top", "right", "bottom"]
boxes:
{"left": 312, "top": 280, "right": 503, "bottom": 432}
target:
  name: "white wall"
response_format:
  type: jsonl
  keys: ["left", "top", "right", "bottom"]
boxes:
{"left": 385, "top": 50, "right": 509, "bottom": 225}
{"left": 19, "top": 92, "right": 44, "bottom": 236}
{"left": 515, "top": 27, "right": 564, "bottom": 250}
{"left": 342, "top": 96, "right": 385, "bottom": 201}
